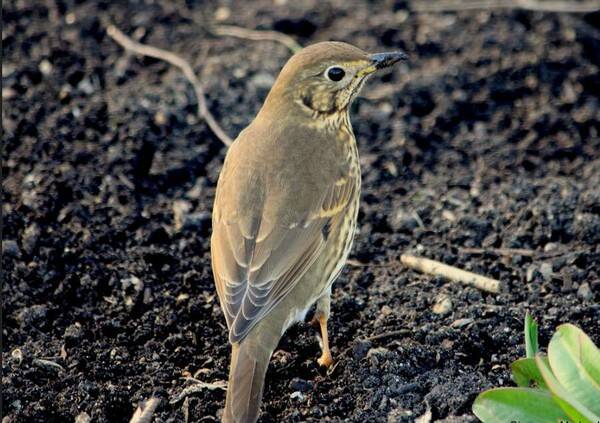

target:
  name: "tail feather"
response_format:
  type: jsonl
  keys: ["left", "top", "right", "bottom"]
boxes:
{"left": 222, "top": 334, "right": 278, "bottom": 423}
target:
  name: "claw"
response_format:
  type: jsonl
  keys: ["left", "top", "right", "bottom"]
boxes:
{"left": 314, "top": 313, "right": 333, "bottom": 368}
{"left": 317, "top": 351, "right": 334, "bottom": 368}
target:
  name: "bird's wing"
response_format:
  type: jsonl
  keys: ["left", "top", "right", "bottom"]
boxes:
{"left": 211, "top": 140, "right": 356, "bottom": 344}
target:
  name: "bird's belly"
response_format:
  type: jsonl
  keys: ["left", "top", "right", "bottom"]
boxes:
{"left": 281, "top": 305, "right": 313, "bottom": 336}
{"left": 279, "top": 196, "right": 359, "bottom": 336}
{"left": 320, "top": 193, "right": 360, "bottom": 289}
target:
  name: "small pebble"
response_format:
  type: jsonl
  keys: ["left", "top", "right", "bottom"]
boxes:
{"left": 290, "top": 391, "right": 305, "bottom": 402}
{"left": 185, "top": 179, "right": 205, "bottom": 200}
{"left": 176, "top": 293, "right": 190, "bottom": 304}
{"left": 526, "top": 265, "right": 538, "bottom": 282}
{"left": 10, "top": 399, "right": 22, "bottom": 412}
{"left": 182, "top": 212, "right": 211, "bottom": 230}
{"left": 352, "top": 340, "right": 372, "bottom": 360}
{"left": 11, "top": 348, "right": 23, "bottom": 364}
{"left": 39, "top": 59, "right": 53, "bottom": 75}
{"left": 380, "top": 305, "right": 392, "bottom": 316}
{"left": 16, "top": 304, "right": 48, "bottom": 327}
{"left": 173, "top": 200, "right": 192, "bottom": 231}
{"left": 75, "top": 412, "right": 91, "bottom": 423}
{"left": 442, "top": 209, "right": 456, "bottom": 222}
{"left": 251, "top": 72, "right": 275, "bottom": 89}
{"left": 233, "top": 67, "right": 247, "bottom": 79}
{"left": 289, "top": 378, "right": 312, "bottom": 392}
{"left": 121, "top": 275, "right": 144, "bottom": 292}
{"left": 2, "top": 87, "right": 17, "bottom": 99}
{"left": 389, "top": 209, "right": 418, "bottom": 232}
{"left": 577, "top": 282, "right": 592, "bottom": 301}
{"left": 77, "top": 78, "right": 94, "bottom": 95}
{"left": 539, "top": 262, "right": 553, "bottom": 281}
{"left": 22, "top": 223, "right": 40, "bottom": 255}
{"left": 2, "top": 240, "right": 20, "bottom": 257}
{"left": 154, "top": 111, "right": 168, "bottom": 126}
{"left": 143, "top": 287, "right": 153, "bottom": 304}
{"left": 64, "top": 323, "right": 82, "bottom": 341}
{"left": 214, "top": 6, "right": 231, "bottom": 21}
{"left": 432, "top": 295, "right": 453, "bottom": 315}
{"left": 451, "top": 318, "right": 473, "bottom": 328}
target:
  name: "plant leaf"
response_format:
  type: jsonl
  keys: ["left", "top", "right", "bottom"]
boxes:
{"left": 547, "top": 323, "right": 600, "bottom": 416}
{"left": 536, "top": 354, "right": 599, "bottom": 423}
{"left": 524, "top": 313, "right": 538, "bottom": 359}
{"left": 472, "top": 387, "right": 569, "bottom": 423}
{"left": 511, "top": 357, "right": 548, "bottom": 389}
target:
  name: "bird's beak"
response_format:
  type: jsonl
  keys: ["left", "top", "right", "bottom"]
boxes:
{"left": 369, "top": 51, "right": 409, "bottom": 69}
{"left": 358, "top": 51, "right": 408, "bottom": 76}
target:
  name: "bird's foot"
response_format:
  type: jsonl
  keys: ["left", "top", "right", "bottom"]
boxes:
{"left": 317, "top": 351, "right": 334, "bottom": 368}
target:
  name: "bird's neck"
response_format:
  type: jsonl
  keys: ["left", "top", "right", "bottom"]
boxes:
{"left": 259, "top": 87, "right": 354, "bottom": 134}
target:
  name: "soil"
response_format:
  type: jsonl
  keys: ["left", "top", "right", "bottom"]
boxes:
{"left": 2, "top": 1, "right": 600, "bottom": 422}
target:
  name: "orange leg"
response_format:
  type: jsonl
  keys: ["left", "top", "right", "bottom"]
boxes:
{"left": 316, "top": 314, "right": 333, "bottom": 367}
{"left": 311, "top": 293, "right": 333, "bottom": 367}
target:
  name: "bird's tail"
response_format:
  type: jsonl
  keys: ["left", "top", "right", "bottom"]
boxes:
{"left": 222, "top": 331, "right": 280, "bottom": 423}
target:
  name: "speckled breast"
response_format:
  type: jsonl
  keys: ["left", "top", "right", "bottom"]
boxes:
{"left": 315, "top": 119, "right": 361, "bottom": 295}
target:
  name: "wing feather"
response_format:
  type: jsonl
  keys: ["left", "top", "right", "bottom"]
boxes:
{"left": 211, "top": 135, "right": 357, "bottom": 344}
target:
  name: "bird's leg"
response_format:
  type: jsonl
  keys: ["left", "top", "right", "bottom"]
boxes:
{"left": 311, "top": 293, "right": 333, "bottom": 368}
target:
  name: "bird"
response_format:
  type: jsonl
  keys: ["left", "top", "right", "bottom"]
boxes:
{"left": 211, "top": 41, "right": 407, "bottom": 423}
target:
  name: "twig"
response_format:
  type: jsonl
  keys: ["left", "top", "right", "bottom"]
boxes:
{"left": 212, "top": 25, "right": 302, "bottom": 54}
{"left": 130, "top": 397, "right": 161, "bottom": 423}
{"left": 459, "top": 247, "right": 536, "bottom": 257}
{"left": 346, "top": 258, "right": 369, "bottom": 267}
{"left": 411, "top": 0, "right": 600, "bottom": 13}
{"left": 362, "top": 329, "right": 412, "bottom": 342}
{"left": 32, "top": 358, "right": 65, "bottom": 372}
{"left": 400, "top": 254, "right": 501, "bottom": 293}
{"left": 170, "top": 380, "right": 227, "bottom": 404}
{"left": 106, "top": 24, "right": 233, "bottom": 147}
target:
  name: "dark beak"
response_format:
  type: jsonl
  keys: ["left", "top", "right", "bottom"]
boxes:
{"left": 369, "top": 51, "right": 409, "bottom": 69}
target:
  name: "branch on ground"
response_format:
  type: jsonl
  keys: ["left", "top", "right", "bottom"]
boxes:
{"left": 211, "top": 25, "right": 302, "bottom": 54}
{"left": 170, "top": 379, "right": 227, "bottom": 404}
{"left": 410, "top": 0, "right": 600, "bottom": 13}
{"left": 106, "top": 24, "right": 233, "bottom": 147}
{"left": 130, "top": 397, "right": 160, "bottom": 423}
{"left": 400, "top": 253, "right": 502, "bottom": 293}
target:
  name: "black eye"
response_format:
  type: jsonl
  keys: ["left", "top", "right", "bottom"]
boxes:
{"left": 326, "top": 67, "right": 345, "bottom": 82}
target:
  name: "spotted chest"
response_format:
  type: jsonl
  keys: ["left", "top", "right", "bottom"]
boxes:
{"left": 316, "top": 117, "right": 361, "bottom": 294}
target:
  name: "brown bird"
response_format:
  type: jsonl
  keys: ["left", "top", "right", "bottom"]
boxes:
{"left": 211, "top": 41, "right": 407, "bottom": 423}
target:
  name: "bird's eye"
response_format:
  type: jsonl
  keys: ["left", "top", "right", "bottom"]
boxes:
{"left": 326, "top": 66, "right": 345, "bottom": 82}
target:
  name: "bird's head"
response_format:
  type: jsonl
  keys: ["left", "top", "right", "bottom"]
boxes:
{"left": 261, "top": 41, "right": 407, "bottom": 121}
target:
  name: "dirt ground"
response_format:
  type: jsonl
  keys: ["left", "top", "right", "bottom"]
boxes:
{"left": 2, "top": 1, "right": 599, "bottom": 422}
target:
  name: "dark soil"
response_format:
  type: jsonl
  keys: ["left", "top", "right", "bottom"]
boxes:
{"left": 2, "top": 1, "right": 600, "bottom": 422}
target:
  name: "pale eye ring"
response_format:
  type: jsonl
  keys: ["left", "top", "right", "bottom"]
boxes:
{"left": 325, "top": 66, "right": 346, "bottom": 82}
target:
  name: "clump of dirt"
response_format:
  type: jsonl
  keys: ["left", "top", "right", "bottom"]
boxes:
{"left": 2, "top": 1, "right": 599, "bottom": 422}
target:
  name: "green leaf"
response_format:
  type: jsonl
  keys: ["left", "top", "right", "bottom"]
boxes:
{"left": 511, "top": 357, "right": 548, "bottom": 389}
{"left": 547, "top": 324, "right": 600, "bottom": 416}
{"left": 536, "top": 354, "right": 599, "bottom": 423}
{"left": 472, "top": 387, "right": 569, "bottom": 423}
{"left": 524, "top": 313, "right": 539, "bottom": 359}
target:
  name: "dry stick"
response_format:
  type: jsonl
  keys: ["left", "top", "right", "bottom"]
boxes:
{"left": 212, "top": 24, "right": 302, "bottom": 54}
{"left": 32, "top": 358, "right": 65, "bottom": 372}
{"left": 170, "top": 380, "right": 228, "bottom": 404}
{"left": 400, "top": 254, "right": 501, "bottom": 294}
{"left": 362, "top": 329, "right": 411, "bottom": 342}
{"left": 459, "top": 247, "right": 536, "bottom": 257}
{"left": 411, "top": 0, "right": 600, "bottom": 12}
{"left": 106, "top": 24, "right": 233, "bottom": 147}
{"left": 129, "top": 397, "right": 161, "bottom": 423}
